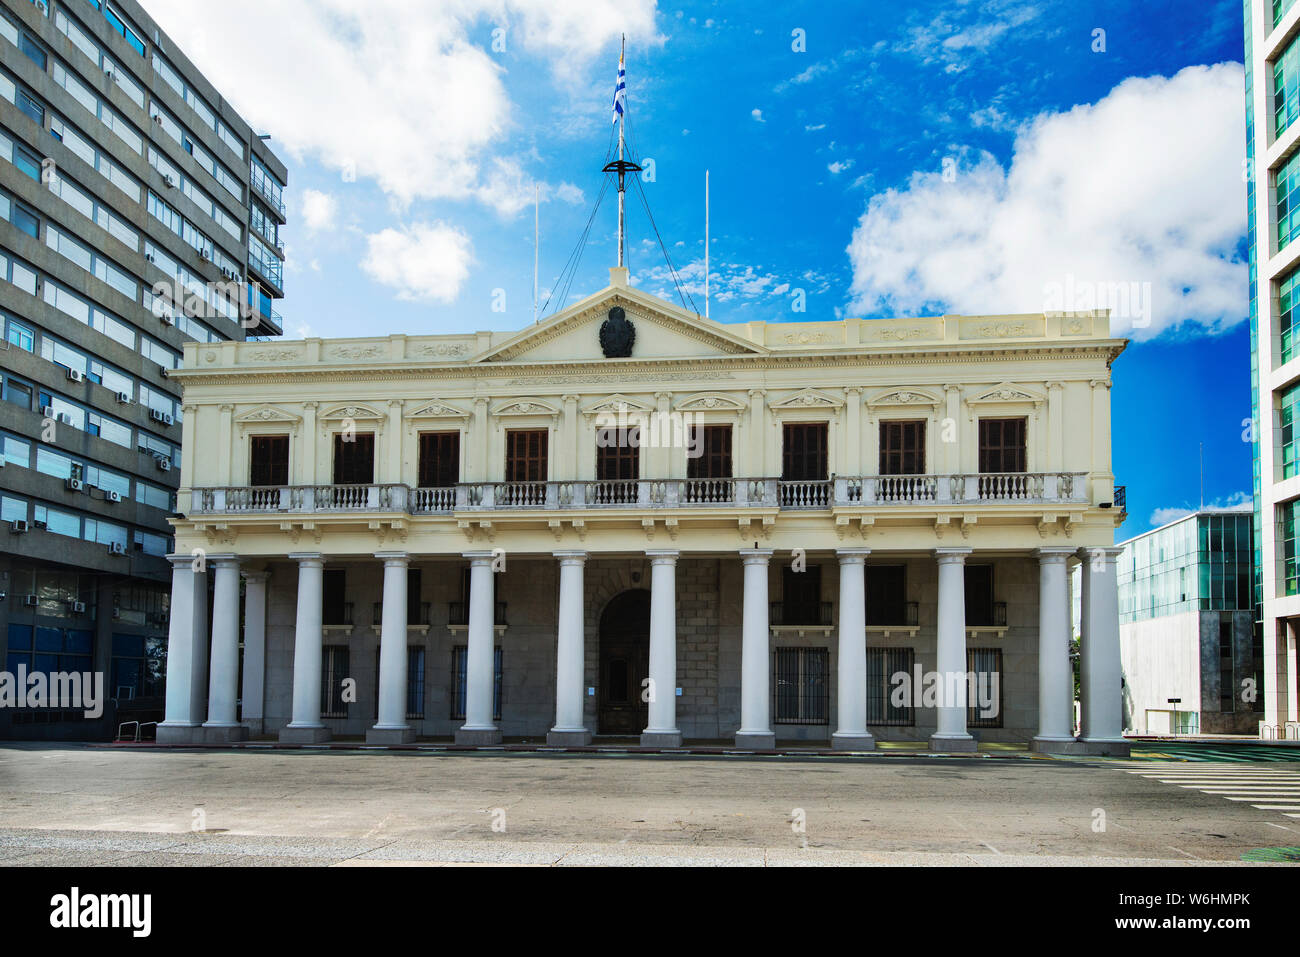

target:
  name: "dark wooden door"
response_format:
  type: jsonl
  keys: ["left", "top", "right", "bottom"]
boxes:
{"left": 598, "top": 589, "right": 650, "bottom": 734}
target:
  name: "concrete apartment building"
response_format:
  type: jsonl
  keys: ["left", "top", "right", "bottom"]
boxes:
{"left": 0, "top": 0, "right": 287, "bottom": 738}
{"left": 1117, "top": 508, "right": 1263, "bottom": 736}
{"left": 155, "top": 266, "right": 1130, "bottom": 754}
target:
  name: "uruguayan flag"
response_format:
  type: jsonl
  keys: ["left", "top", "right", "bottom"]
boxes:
{"left": 612, "top": 52, "right": 625, "bottom": 124}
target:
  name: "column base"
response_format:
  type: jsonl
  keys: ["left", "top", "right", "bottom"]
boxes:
{"left": 929, "top": 733, "right": 977, "bottom": 752}
{"left": 199, "top": 723, "right": 249, "bottom": 744}
{"left": 367, "top": 726, "right": 415, "bottom": 745}
{"left": 733, "top": 731, "right": 775, "bottom": 750}
{"left": 279, "top": 725, "right": 332, "bottom": 744}
{"left": 155, "top": 723, "right": 202, "bottom": 745}
{"left": 547, "top": 729, "right": 593, "bottom": 746}
{"left": 455, "top": 727, "right": 503, "bottom": 746}
{"left": 1031, "top": 735, "right": 1081, "bottom": 755}
{"left": 640, "top": 730, "right": 682, "bottom": 747}
{"left": 1077, "top": 737, "right": 1132, "bottom": 757}
{"left": 831, "top": 731, "right": 876, "bottom": 751}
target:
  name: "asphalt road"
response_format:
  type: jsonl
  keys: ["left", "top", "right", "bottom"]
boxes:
{"left": 0, "top": 744, "right": 1295, "bottom": 865}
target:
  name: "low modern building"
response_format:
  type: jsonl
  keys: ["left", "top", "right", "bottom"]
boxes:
{"left": 1117, "top": 507, "right": 1264, "bottom": 736}
{"left": 156, "top": 267, "right": 1129, "bottom": 753}
{"left": 0, "top": 0, "right": 287, "bottom": 739}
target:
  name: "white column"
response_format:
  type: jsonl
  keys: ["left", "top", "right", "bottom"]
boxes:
{"left": 736, "top": 548, "right": 775, "bottom": 749}
{"left": 1079, "top": 546, "right": 1126, "bottom": 750}
{"left": 1033, "top": 548, "right": 1075, "bottom": 750}
{"left": 642, "top": 550, "right": 682, "bottom": 746}
{"left": 240, "top": 570, "right": 269, "bottom": 734}
{"left": 158, "top": 556, "right": 202, "bottom": 743}
{"left": 548, "top": 552, "right": 591, "bottom": 745}
{"left": 202, "top": 554, "right": 246, "bottom": 741}
{"left": 369, "top": 552, "right": 414, "bottom": 744}
{"left": 281, "top": 553, "right": 330, "bottom": 743}
{"left": 931, "top": 548, "right": 976, "bottom": 751}
{"left": 457, "top": 551, "right": 501, "bottom": 745}
{"left": 833, "top": 549, "right": 874, "bottom": 750}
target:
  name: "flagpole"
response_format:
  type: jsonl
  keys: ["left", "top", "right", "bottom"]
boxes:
{"left": 533, "top": 182, "right": 540, "bottom": 323}
{"left": 617, "top": 35, "right": 625, "bottom": 268}
{"left": 705, "top": 169, "right": 710, "bottom": 318}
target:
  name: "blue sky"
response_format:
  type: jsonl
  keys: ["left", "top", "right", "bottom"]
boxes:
{"left": 149, "top": 0, "right": 1251, "bottom": 538}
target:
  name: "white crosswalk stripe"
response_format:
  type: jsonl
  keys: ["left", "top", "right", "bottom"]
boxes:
{"left": 1120, "top": 762, "right": 1300, "bottom": 817}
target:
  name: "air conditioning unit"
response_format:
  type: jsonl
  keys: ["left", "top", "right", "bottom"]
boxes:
{"left": 9, "top": 520, "right": 29, "bottom": 533}
{"left": 105, "top": 490, "right": 121, "bottom": 503}
{"left": 152, "top": 115, "right": 164, "bottom": 125}
{"left": 156, "top": 457, "right": 172, "bottom": 472}
{"left": 160, "top": 314, "right": 174, "bottom": 326}
{"left": 144, "top": 252, "right": 155, "bottom": 263}
{"left": 56, "top": 413, "right": 72, "bottom": 425}
{"left": 22, "top": 594, "right": 38, "bottom": 607}
{"left": 32, "top": 519, "right": 46, "bottom": 529}
{"left": 198, "top": 248, "right": 210, "bottom": 262}
{"left": 41, "top": 405, "right": 55, "bottom": 419}
{"left": 107, "top": 542, "right": 127, "bottom": 555}
{"left": 116, "top": 391, "right": 131, "bottom": 404}
{"left": 149, "top": 408, "right": 166, "bottom": 422}
{"left": 71, "top": 600, "right": 86, "bottom": 614}
{"left": 65, "top": 478, "right": 84, "bottom": 492}
{"left": 66, "top": 367, "right": 85, "bottom": 383}
{"left": 162, "top": 412, "right": 174, "bottom": 426}
{"left": 163, "top": 174, "right": 176, "bottom": 188}
{"left": 35, "top": 0, "right": 47, "bottom": 13}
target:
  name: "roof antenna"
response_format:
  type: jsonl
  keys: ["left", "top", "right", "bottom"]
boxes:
{"left": 1199, "top": 442, "right": 1204, "bottom": 510}
{"left": 705, "top": 169, "right": 710, "bottom": 318}
{"left": 533, "top": 183, "right": 540, "bottom": 324}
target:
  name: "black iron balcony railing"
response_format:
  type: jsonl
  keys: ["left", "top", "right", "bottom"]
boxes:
{"left": 967, "top": 601, "right": 1008, "bottom": 628}
{"left": 447, "top": 601, "right": 508, "bottom": 627}
{"left": 866, "top": 601, "right": 920, "bottom": 627}
{"left": 769, "top": 601, "right": 833, "bottom": 627}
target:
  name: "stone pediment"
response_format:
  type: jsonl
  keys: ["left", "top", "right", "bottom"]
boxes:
{"left": 770, "top": 388, "right": 843, "bottom": 410}
{"left": 581, "top": 394, "right": 656, "bottom": 418}
{"left": 867, "top": 389, "right": 941, "bottom": 410}
{"left": 474, "top": 283, "right": 766, "bottom": 364}
{"left": 234, "top": 405, "right": 301, "bottom": 424}
{"left": 967, "top": 382, "right": 1045, "bottom": 406}
{"left": 320, "top": 404, "right": 385, "bottom": 422}
{"left": 406, "top": 401, "right": 470, "bottom": 420}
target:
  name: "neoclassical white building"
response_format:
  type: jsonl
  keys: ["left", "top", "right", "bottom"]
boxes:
{"left": 156, "top": 268, "right": 1129, "bottom": 754}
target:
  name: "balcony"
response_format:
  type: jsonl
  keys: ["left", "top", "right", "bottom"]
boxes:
{"left": 447, "top": 601, "right": 509, "bottom": 629}
{"left": 189, "top": 473, "right": 1092, "bottom": 517}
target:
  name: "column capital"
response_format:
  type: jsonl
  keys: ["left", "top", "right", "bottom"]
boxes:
{"left": 288, "top": 552, "right": 325, "bottom": 564}
{"left": 835, "top": 548, "right": 872, "bottom": 562}
{"left": 739, "top": 548, "right": 774, "bottom": 564}
{"left": 1076, "top": 545, "right": 1124, "bottom": 562}
{"left": 166, "top": 552, "right": 199, "bottom": 568}
{"left": 1035, "top": 547, "right": 1076, "bottom": 563}
{"left": 553, "top": 550, "right": 588, "bottom": 564}
{"left": 241, "top": 570, "right": 271, "bottom": 584}
{"left": 374, "top": 551, "right": 410, "bottom": 565}
{"left": 646, "top": 549, "right": 679, "bottom": 564}
{"left": 934, "top": 547, "right": 973, "bottom": 564}
{"left": 206, "top": 553, "right": 241, "bottom": 569}
{"left": 462, "top": 550, "right": 497, "bottom": 564}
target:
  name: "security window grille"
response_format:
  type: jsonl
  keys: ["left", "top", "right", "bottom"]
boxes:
{"left": 866, "top": 647, "right": 914, "bottom": 726}
{"left": 505, "top": 429, "right": 548, "bottom": 481}
{"left": 964, "top": 564, "right": 995, "bottom": 626}
{"left": 879, "top": 420, "right": 925, "bottom": 475}
{"left": 865, "top": 565, "right": 907, "bottom": 626}
{"left": 781, "top": 422, "right": 828, "bottom": 480}
{"left": 322, "top": 569, "right": 347, "bottom": 626}
{"left": 978, "top": 418, "right": 1026, "bottom": 473}
{"left": 687, "top": 425, "right": 733, "bottom": 479}
{"left": 450, "top": 646, "right": 503, "bottom": 721}
{"left": 372, "top": 646, "right": 426, "bottom": 720}
{"left": 332, "top": 432, "right": 375, "bottom": 485}
{"left": 773, "top": 647, "right": 829, "bottom": 724}
{"left": 249, "top": 434, "right": 288, "bottom": 486}
{"left": 417, "top": 432, "right": 459, "bottom": 487}
{"left": 780, "top": 566, "right": 823, "bottom": 625}
{"left": 966, "top": 648, "right": 1003, "bottom": 728}
{"left": 320, "top": 645, "right": 349, "bottom": 719}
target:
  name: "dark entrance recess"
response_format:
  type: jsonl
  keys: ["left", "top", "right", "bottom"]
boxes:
{"left": 598, "top": 589, "right": 651, "bottom": 734}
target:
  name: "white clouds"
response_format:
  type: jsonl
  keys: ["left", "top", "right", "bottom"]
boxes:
{"left": 846, "top": 64, "right": 1247, "bottom": 339}
{"left": 751, "top": 109, "right": 765, "bottom": 123}
{"left": 828, "top": 159, "right": 855, "bottom": 175}
{"left": 145, "top": 0, "right": 655, "bottom": 209}
{"left": 1148, "top": 492, "right": 1252, "bottom": 529}
{"left": 361, "top": 223, "right": 473, "bottom": 303}
{"left": 299, "top": 189, "right": 338, "bottom": 233}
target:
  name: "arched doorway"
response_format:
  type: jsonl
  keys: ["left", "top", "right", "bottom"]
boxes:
{"left": 598, "top": 589, "right": 651, "bottom": 734}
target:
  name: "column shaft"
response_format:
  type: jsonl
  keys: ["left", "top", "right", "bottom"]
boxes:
{"left": 549, "top": 552, "right": 591, "bottom": 745}
{"left": 456, "top": 553, "right": 502, "bottom": 745}
{"left": 240, "top": 571, "right": 269, "bottom": 732}
{"left": 833, "top": 550, "right": 874, "bottom": 750}
{"left": 1080, "top": 547, "right": 1126, "bottom": 748}
{"left": 931, "top": 549, "right": 975, "bottom": 751}
{"left": 736, "top": 549, "right": 775, "bottom": 748}
{"left": 281, "top": 554, "right": 330, "bottom": 743}
{"left": 1033, "top": 550, "right": 1074, "bottom": 750}
{"left": 370, "top": 554, "right": 414, "bottom": 744}
{"left": 158, "top": 559, "right": 200, "bottom": 742}
{"left": 642, "top": 551, "right": 682, "bottom": 746}
{"left": 203, "top": 556, "right": 245, "bottom": 740}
